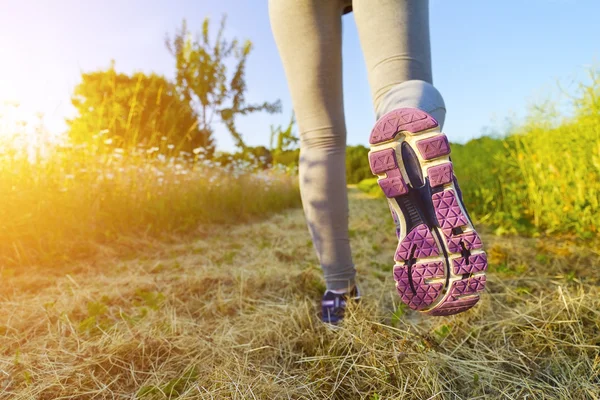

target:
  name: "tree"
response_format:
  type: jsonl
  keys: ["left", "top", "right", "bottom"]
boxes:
{"left": 166, "top": 17, "right": 281, "bottom": 151}
{"left": 67, "top": 61, "right": 213, "bottom": 153}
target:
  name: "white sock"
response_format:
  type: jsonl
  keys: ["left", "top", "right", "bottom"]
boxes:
{"left": 330, "top": 288, "right": 349, "bottom": 294}
{"left": 376, "top": 80, "right": 446, "bottom": 130}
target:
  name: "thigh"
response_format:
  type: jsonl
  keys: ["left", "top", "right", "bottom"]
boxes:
{"left": 269, "top": 0, "right": 347, "bottom": 140}
{"left": 353, "top": 0, "right": 432, "bottom": 109}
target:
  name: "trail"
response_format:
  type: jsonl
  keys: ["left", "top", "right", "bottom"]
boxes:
{"left": 1, "top": 188, "right": 598, "bottom": 399}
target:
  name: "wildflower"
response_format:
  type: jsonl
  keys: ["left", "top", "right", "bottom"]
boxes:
{"left": 104, "top": 138, "right": 113, "bottom": 145}
{"left": 167, "top": 144, "right": 175, "bottom": 150}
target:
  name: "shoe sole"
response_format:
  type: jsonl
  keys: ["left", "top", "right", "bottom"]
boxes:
{"left": 368, "top": 108, "right": 487, "bottom": 316}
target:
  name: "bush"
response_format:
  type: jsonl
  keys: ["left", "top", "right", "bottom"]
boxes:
{"left": 346, "top": 145, "right": 372, "bottom": 184}
{"left": 272, "top": 149, "right": 300, "bottom": 167}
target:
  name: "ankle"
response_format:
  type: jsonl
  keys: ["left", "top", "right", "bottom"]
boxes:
{"left": 375, "top": 80, "right": 446, "bottom": 129}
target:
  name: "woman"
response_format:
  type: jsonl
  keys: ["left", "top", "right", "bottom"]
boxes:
{"left": 269, "top": 0, "right": 487, "bottom": 324}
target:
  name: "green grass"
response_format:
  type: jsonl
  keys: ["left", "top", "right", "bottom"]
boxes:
{"left": 451, "top": 86, "right": 600, "bottom": 238}
{"left": 359, "top": 72, "right": 600, "bottom": 239}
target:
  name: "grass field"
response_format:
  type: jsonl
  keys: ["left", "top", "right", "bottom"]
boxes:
{"left": 2, "top": 71, "right": 600, "bottom": 399}
{"left": 1, "top": 188, "right": 598, "bottom": 399}
{"left": 0, "top": 130, "right": 300, "bottom": 267}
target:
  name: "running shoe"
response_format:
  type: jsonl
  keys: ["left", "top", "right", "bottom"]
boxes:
{"left": 368, "top": 108, "right": 487, "bottom": 316}
{"left": 321, "top": 286, "right": 361, "bottom": 324}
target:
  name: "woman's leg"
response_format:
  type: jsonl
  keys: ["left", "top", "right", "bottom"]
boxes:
{"left": 353, "top": 0, "right": 446, "bottom": 126}
{"left": 269, "top": 0, "right": 355, "bottom": 291}
{"left": 353, "top": 0, "right": 488, "bottom": 316}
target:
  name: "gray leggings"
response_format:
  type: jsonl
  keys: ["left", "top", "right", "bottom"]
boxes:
{"left": 269, "top": 0, "right": 446, "bottom": 290}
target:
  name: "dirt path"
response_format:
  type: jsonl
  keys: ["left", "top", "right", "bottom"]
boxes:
{"left": 1, "top": 189, "right": 598, "bottom": 399}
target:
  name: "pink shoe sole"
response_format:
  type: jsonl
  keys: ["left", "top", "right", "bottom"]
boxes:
{"left": 369, "top": 108, "right": 487, "bottom": 316}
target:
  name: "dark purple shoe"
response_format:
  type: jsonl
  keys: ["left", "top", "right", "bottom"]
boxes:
{"left": 321, "top": 287, "right": 361, "bottom": 325}
{"left": 368, "top": 108, "right": 487, "bottom": 316}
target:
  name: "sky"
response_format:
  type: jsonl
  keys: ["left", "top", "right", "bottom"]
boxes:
{"left": 1, "top": 0, "right": 599, "bottom": 151}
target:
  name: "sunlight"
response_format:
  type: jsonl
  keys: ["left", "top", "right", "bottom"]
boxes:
{"left": 0, "top": 100, "right": 62, "bottom": 162}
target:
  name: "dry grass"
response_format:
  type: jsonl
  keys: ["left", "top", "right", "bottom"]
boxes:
{"left": 1, "top": 188, "right": 599, "bottom": 399}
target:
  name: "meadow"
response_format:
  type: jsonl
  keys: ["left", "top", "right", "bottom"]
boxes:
{"left": 0, "top": 109, "right": 300, "bottom": 267}
{"left": 359, "top": 72, "right": 600, "bottom": 240}
{"left": 0, "top": 75, "right": 599, "bottom": 398}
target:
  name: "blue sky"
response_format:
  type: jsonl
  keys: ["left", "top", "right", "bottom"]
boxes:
{"left": 1, "top": 0, "right": 599, "bottom": 151}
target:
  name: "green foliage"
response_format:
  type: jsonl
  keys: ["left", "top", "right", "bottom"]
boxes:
{"left": 453, "top": 72, "right": 600, "bottom": 237}
{"left": 213, "top": 146, "right": 275, "bottom": 169}
{"left": 244, "top": 146, "right": 273, "bottom": 168}
{"left": 434, "top": 324, "right": 452, "bottom": 340}
{"left": 78, "top": 301, "right": 109, "bottom": 333}
{"left": 346, "top": 145, "right": 372, "bottom": 183}
{"left": 67, "top": 62, "right": 211, "bottom": 153}
{"left": 357, "top": 178, "right": 382, "bottom": 197}
{"left": 135, "top": 290, "right": 166, "bottom": 311}
{"left": 270, "top": 113, "right": 298, "bottom": 153}
{"left": 137, "top": 366, "right": 199, "bottom": 399}
{"left": 272, "top": 148, "right": 300, "bottom": 167}
{"left": 355, "top": 70, "right": 600, "bottom": 238}
{"left": 166, "top": 17, "right": 281, "bottom": 150}
{"left": 269, "top": 113, "right": 300, "bottom": 167}
{"left": 390, "top": 303, "right": 408, "bottom": 327}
